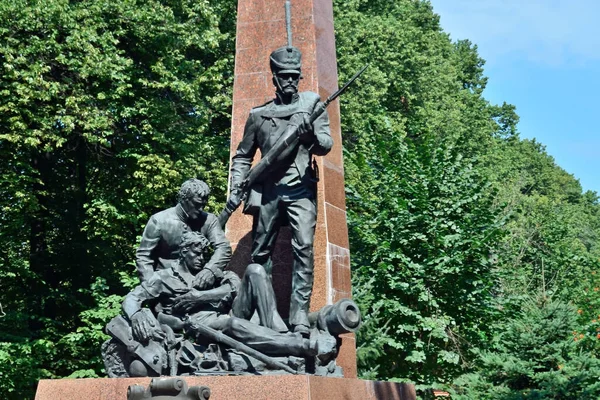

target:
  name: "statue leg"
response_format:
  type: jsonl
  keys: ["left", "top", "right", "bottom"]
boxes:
{"left": 285, "top": 197, "right": 316, "bottom": 330}
{"left": 251, "top": 192, "right": 282, "bottom": 277}
{"left": 232, "top": 263, "right": 288, "bottom": 332}
{"left": 209, "top": 316, "right": 314, "bottom": 358}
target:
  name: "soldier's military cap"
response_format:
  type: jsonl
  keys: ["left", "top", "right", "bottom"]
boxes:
{"left": 269, "top": 45, "right": 302, "bottom": 75}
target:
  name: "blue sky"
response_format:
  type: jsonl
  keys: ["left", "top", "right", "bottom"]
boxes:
{"left": 429, "top": 0, "right": 600, "bottom": 194}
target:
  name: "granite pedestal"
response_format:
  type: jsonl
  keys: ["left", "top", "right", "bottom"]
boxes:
{"left": 35, "top": 376, "right": 417, "bottom": 400}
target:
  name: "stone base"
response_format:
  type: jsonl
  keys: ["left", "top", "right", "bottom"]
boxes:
{"left": 35, "top": 375, "right": 416, "bottom": 400}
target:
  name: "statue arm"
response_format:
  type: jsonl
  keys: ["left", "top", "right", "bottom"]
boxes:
{"left": 122, "top": 278, "right": 166, "bottom": 343}
{"left": 230, "top": 112, "right": 259, "bottom": 189}
{"left": 122, "top": 280, "right": 161, "bottom": 320}
{"left": 135, "top": 216, "right": 161, "bottom": 282}
{"left": 298, "top": 92, "right": 332, "bottom": 156}
{"left": 202, "top": 213, "right": 232, "bottom": 278}
{"left": 197, "top": 284, "right": 233, "bottom": 305}
{"left": 172, "top": 280, "right": 236, "bottom": 315}
{"left": 309, "top": 106, "right": 332, "bottom": 156}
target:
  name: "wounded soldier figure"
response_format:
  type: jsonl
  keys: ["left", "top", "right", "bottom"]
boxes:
{"left": 102, "top": 231, "right": 358, "bottom": 377}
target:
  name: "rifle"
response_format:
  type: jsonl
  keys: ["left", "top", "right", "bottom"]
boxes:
{"left": 218, "top": 64, "right": 368, "bottom": 228}
{"left": 189, "top": 320, "right": 298, "bottom": 375}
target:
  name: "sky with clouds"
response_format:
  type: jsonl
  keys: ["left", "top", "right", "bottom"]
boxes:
{"left": 429, "top": 0, "right": 600, "bottom": 194}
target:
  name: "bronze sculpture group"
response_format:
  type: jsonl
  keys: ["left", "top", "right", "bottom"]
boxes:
{"left": 103, "top": 218, "right": 342, "bottom": 377}
{"left": 101, "top": 0, "right": 363, "bottom": 378}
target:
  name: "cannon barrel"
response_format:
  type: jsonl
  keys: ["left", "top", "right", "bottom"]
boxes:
{"left": 149, "top": 378, "right": 187, "bottom": 396}
{"left": 188, "top": 385, "right": 212, "bottom": 400}
{"left": 127, "top": 385, "right": 146, "bottom": 400}
{"left": 308, "top": 299, "right": 361, "bottom": 336}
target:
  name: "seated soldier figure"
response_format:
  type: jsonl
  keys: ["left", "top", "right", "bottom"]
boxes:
{"left": 103, "top": 231, "right": 334, "bottom": 377}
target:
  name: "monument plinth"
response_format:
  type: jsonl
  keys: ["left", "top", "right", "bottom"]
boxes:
{"left": 35, "top": 376, "right": 416, "bottom": 400}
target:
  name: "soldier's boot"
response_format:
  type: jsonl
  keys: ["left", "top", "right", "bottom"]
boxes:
{"left": 291, "top": 309, "right": 311, "bottom": 337}
{"left": 293, "top": 324, "right": 310, "bottom": 337}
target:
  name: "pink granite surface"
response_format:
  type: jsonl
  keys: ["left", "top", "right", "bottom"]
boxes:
{"left": 36, "top": 376, "right": 417, "bottom": 400}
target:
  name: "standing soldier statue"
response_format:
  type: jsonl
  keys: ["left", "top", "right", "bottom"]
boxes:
{"left": 220, "top": 1, "right": 366, "bottom": 337}
{"left": 225, "top": 1, "right": 332, "bottom": 336}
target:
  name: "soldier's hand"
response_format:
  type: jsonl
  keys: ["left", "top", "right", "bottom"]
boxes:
{"left": 151, "top": 327, "right": 167, "bottom": 342}
{"left": 193, "top": 268, "right": 216, "bottom": 290}
{"left": 172, "top": 289, "right": 204, "bottom": 314}
{"left": 227, "top": 187, "right": 244, "bottom": 211}
{"left": 297, "top": 114, "right": 314, "bottom": 144}
{"left": 131, "top": 310, "right": 164, "bottom": 343}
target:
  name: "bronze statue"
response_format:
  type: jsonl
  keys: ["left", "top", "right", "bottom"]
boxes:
{"left": 136, "top": 178, "right": 231, "bottom": 288}
{"left": 224, "top": 2, "right": 332, "bottom": 337}
{"left": 102, "top": 0, "right": 368, "bottom": 374}
{"left": 220, "top": 2, "right": 366, "bottom": 338}
{"left": 102, "top": 230, "right": 350, "bottom": 377}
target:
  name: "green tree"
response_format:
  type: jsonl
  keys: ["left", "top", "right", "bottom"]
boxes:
{"left": 452, "top": 297, "right": 600, "bottom": 399}
{"left": 348, "top": 136, "right": 504, "bottom": 385}
{"left": 0, "top": 0, "right": 235, "bottom": 397}
{"left": 334, "top": 0, "right": 505, "bottom": 387}
{"left": 334, "top": 0, "right": 600, "bottom": 393}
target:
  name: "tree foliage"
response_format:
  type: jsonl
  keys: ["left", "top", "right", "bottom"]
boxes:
{"left": 333, "top": 0, "right": 600, "bottom": 395}
{"left": 0, "top": 0, "right": 235, "bottom": 397}
{"left": 334, "top": 0, "right": 502, "bottom": 386}
{"left": 452, "top": 298, "right": 600, "bottom": 399}
{"left": 349, "top": 139, "right": 503, "bottom": 384}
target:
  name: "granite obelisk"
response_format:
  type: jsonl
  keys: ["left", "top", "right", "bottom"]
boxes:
{"left": 226, "top": 0, "right": 356, "bottom": 376}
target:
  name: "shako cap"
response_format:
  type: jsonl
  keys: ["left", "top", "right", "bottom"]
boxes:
{"left": 269, "top": 46, "right": 302, "bottom": 75}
